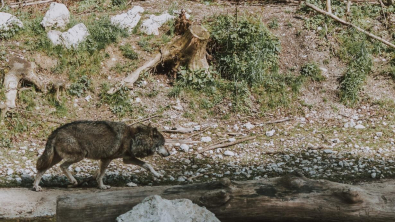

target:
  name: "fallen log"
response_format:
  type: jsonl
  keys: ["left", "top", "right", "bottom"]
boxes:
{"left": 56, "top": 173, "right": 395, "bottom": 222}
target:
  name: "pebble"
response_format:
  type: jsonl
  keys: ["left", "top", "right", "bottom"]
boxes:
{"left": 224, "top": 151, "right": 235, "bottom": 156}
{"left": 180, "top": 144, "right": 189, "bottom": 152}
{"left": 201, "top": 137, "right": 212, "bottom": 142}
{"left": 266, "top": 130, "right": 275, "bottom": 137}
{"left": 355, "top": 124, "right": 366, "bottom": 129}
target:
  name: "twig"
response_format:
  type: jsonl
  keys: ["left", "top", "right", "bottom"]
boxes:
{"left": 263, "top": 118, "right": 293, "bottom": 124}
{"left": 161, "top": 127, "right": 194, "bottom": 134}
{"left": 0, "top": 0, "right": 4, "bottom": 10}
{"left": 187, "top": 127, "right": 210, "bottom": 139}
{"left": 123, "top": 114, "right": 161, "bottom": 126}
{"left": 306, "top": 3, "right": 395, "bottom": 49}
{"left": 10, "top": 0, "right": 53, "bottom": 8}
{"left": 198, "top": 136, "right": 256, "bottom": 154}
{"left": 165, "top": 139, "right": 202, "bottom": 145}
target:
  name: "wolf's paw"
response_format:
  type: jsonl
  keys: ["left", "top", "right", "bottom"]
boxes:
{"left": 33, "top": 185, "right": 42, "bottom": 192}
{"left": 99, "top": 185, "right": 111, "bottom": 190}
{"left": 67, "top": 180, "right": 79, "bottom": 188}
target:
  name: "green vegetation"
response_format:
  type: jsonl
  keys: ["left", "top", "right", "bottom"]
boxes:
{"left": 120, "top": 44, "right": 139, "bottom": 60}
{"left": 300, "top": 62, "right": 325, "bottom": 82}
{"left": 99, "top": 84, "right": 133, "bottom": 117}
{"left": 209, "top": 14, "right": 280, "bottom": 85}
{"left": 300, "top": 0, "right": 392, "bottom": 106}
{"left": 68, "top": 75, "right": 93, "bottom": 97}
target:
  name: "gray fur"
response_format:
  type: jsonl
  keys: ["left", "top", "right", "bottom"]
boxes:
{"left": 33, "top": 121, "right": 169, "bottom": 191}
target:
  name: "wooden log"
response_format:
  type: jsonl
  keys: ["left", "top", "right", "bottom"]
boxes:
{"left": 56, "top": 173, "right": 395, "bottom": 222}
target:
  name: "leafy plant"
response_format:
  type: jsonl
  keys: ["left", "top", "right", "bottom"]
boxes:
{"left": 68, "top": 75, "right": 92, "bottom": 97}
{"left": 300, "top": 62, "right": 325, "bottom": 82}
{"left": 208, "top": 14, "right": 280, "bottom": 86}
{"left": 99, "top": 84, "right": 133, "bottom": 117}
{"left": 177, "top": 67, "right": 217, "bottom": 90}
{"left": 120, "top": 44, "right": 139, "bottom": 60}
{"left": 268, "top": 18, "right": 279, "bottom": 29}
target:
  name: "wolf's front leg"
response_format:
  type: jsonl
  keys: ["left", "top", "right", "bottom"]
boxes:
{"left": 97, "top": 159, "right": 112, "bottom": 189}
{"left": 123, "top": 157, "right": 163, "bottom": 178}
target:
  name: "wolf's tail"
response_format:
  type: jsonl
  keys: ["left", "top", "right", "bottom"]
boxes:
{"left": 36, "top": 134, "right": 56, "bottom": 171}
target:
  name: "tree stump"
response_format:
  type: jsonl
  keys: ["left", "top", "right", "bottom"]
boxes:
{"left": 0, "top": 57, "right": 46, "bottom": 121}
{"left": 109, "top": 25, "right": 210, "bottom": 93}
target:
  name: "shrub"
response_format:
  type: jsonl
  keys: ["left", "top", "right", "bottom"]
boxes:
{"left": 300, "top": 62, "right": 325, "bottom": 82}
{"left": 208, "top": 14, "right": 280, "bottom": 86}
{"left": 99, "top": 84, "right": 133, "bottom": 117}
{"left": 68, "top": 75, "right": 92, "bottom": 97}
{"left": 120, "top": 44, "right": 139, "bottom": 60}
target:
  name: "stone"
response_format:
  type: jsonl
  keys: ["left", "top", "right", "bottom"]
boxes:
{"left": 127, "top": 182, "right": 138, "bottom": 187}
{"left": 354, "top": 124, "right": 366, "bottom": 129}
{"left": 111, "top": 6, "right": 144, "bottom": 33}
{"left": 116, "top": 195, "right": 220, "bottom": 222}
{"left": 140, "top": 13, "right": 175, "bottom": 35}
{"left": 180, "top": 144, "right": 189, "bottom": 152}
{"left": 201, "top": 137, "right": 212, "bottom": 143}
{"left": 371, "top": 172, "right": 377, "bottom": 179}
{"left": 7, "top": 168, "right": 14, "bottom": 175}
{"left": 228, "top": 138, "right": 236, "bottom": 142}
{"left": 224, "top": 151, "right": 235, "bottom": 156}
{"left": 60, "top": 23, "right": 90, "bottom": 49}
{"left": 41, "top": 3, "right": 70, "bottom": 29}
{"left": 323, "top": 149, "right": 333, "bottom": 154}
{"left": 244, "top": 122, "right": 254, "bottom": 130}
{"left": 0, "top": 12, "right": 23, "bottom": 31}
{"left": 266, "top": 129, "right": 275, "bottom": 137}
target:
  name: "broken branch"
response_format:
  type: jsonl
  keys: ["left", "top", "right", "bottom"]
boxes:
{"left": 198, "top": 136, "right": 256, "bottom": 154}
{"left": 306, "top": 2, "right": 395, "bottom": 49}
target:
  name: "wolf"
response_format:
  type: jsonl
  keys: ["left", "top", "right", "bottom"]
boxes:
{"left": 33, "top": 121, "right": 169, "bottom": 191}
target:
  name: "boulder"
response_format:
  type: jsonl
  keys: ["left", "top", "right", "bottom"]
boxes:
{"left": 61, "top": 23, "right": 90, "bottom": 49}
{"left": 140, "top": 13, "right": 175, "bottom": 35}
{"left": 111, "top": 6, "right": 144, "bottom": 33}
{"left": 0, "top": 12, "right": 23, "bottom": 31}
{"left": 41, "top": 3, "right": 70, "bottom": 30}
{"left": 116, "top": 195, "right": 220, "bottom": 222}
{"left": 47, "top": 24, "right": 89, "bottom": 49}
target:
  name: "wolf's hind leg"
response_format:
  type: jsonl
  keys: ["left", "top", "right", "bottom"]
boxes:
{"left": 33, "top": 155, "right": 62, "bottom": 191}
{"left": 97, "top": 159, "right": 112, "bottom": 189}
{"left": 60, "top": 156, "right": 84, "bottom": 187}
{"left": 123, "top": 157, "right": 162, "bottom": 178}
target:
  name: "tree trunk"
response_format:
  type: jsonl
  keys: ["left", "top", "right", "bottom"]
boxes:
{"left": 109, "top": 25, "right": 210, "bottom": 93}
{"left": 56, "top": 173, "right": 395, "bottom": 222}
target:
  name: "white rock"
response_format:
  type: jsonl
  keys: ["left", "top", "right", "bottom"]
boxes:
{"left": 201, "top": 136, "right": 212, "bottom": 143}
{"left": 266, "top": 129, "right": 275, "bottom": 137}
{"left": 323, "top": 149, "right": 333, "bottom": 154}
{"left": 224, "top": 151, "right": 235, "bottom": 156}
{"left": 244, "top": 122, "right": 254, "bottom": 130}
{"left": 376, "top": 132, "right": 383, "bottom": 137}
{"left": 7, "top": 168, "right": 14, "bottom": 175}
{"left": 140, "top": 13, "right": 175, "bottom": 35}
{"left": 193, "top": 125, "right": 201, "bottom": 131}
{"left": 177, "top": 176, "right": 186, "bottom": 182}
{"left": 228, "top": 138, "right": 236, "bottom": 142}
{"left": 116, "top": 195, "right": 220, "bottom": 222}
{"left": 47, "top": 30, "right": 62, "bottom": 45}
{"left": 135, "top": 97, "right": 142, "bottom": 103}
{"left": 371, "top": 172, "right": 377, "bottom": 179}
{"left": 60, "top": 23, "right": 90, "bottom": 49}
{"left": 85, "top": 95, "right": 92, "bottom": 102}
{"left": 75, "top": 167, "right": 81, "bottom": 172}
{"left": 111, "top": 6, "right": 144, "bottom": 33}
{"left": 180, "top": 144, "right": 189, "bottom": 152}
{"left": 41, "top": 3, "right": 70, "bottom": 29}
{"left": 354, "top": 124, "right": 366, "bottom": 129}
{"left": 127, "top": 182, "right": 138, "bottom": 187}
{"left": 0, "top": 12, "right": 23, "bottom": 31}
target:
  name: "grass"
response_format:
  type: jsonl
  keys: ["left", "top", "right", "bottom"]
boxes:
{"left": 99, "top": 84, "right": 133, "bottom": 117}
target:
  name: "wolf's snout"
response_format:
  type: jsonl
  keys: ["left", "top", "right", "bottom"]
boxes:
{"left": 158, "top": 145, "right": 170, "bottom": 157}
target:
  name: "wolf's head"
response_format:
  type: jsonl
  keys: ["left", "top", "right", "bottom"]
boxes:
{"left": 131, "top": 124, "right": 169, "bottom": 158}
